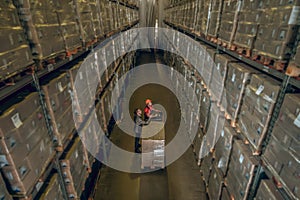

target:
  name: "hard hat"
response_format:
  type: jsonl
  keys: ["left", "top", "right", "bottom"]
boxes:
{"left": 145, "top": 99, "right": 152, "bottom": 105}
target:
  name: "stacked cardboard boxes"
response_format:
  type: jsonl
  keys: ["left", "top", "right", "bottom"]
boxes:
{"left": 253, "top": 1, "right": 300, "bottom": 62}
{"left": 207, "top": 0, "right": 223, "bottom": 38}
{"left": 54, "top": 0, "right": 82, "bottom": 52}
{"left": 226, "top": 140, "right": 259, "bottom": 200}
{"left": 207, "top": 165, "right": 223, "bottom": 200}
{"left": 14, "top": 0, "right": 65, "bottom": 59}
{"left": 0, "top": 1, "right": 33, "bottom": 79}
{"left": 199, "top": 91, "right": 210, "bottom": 132}
{"left": 223, "top": 62, "right": 257, "bottom": 123}
{"left": 210, "top": 54, "right": 235, "bottom": 105}
{"left": 238, "top": 74, "right": 281, "bottom": 152}
{"left": 206, "top": 103, "right": 224, "bottom": 152}
{"left": 42, "top": 73, "right": 74, "bottom": 149}
{"left": 75, "top": 0, "right": 96, "bottom": 45}
{"left": 0, "top": 92, "right": 53, "bottom": 196}
{"left": 263, "top": 93, "right": 300, "bottom": 198}
{"left": 213, "top": 121, "right": 236, "bottom": 177}
{"left": 255, "top": 179, "right": 284, "bottom": 200}
{"left": 60, "top": 138, "right": 91, "bottom": 199}
{"left": 218, "top": 0, "right": 241, "bottom": 46}
{"left": 234, "top": 0, "right": 262, "bottom": 56}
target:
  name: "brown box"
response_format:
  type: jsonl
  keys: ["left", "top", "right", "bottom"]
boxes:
{"left": 208, "top": 165, "right": 223, "bottom": 200}
{"left": 255, "top": 179, "right": 284, "bottom": 200}
{"left": 0, "top": 92, "right": 41, "bottom": 134}
{"left": 200, "top": 91, "right": 210, "bottom": 132}
{"left": 226, "top": 140, "right": 259, "bottom": 200}
{"left": 210, "top": 54, "right": 236, "bottom": 104}
{"left": 218, "top": 0, "right": 241, "bottom": 43}
{"left": 60, "top": 138, "right": 90, "bottom": 197}
{"left": 238, "top": 74, "right": 280, "bottom": 150}
{"left": 275, "top": 93, "right": 300, "bottom": 140}
{"left": 199, "top": 152, "right": 213, "bottom": 186}
{"left": 214, "top": 121, "right": 237, "bottom": 177}
{"left": 223, "top": 62, "right": 258, "bottom": 121}
{"left": 0, "top": 44, "right": 33, "bottom": 80}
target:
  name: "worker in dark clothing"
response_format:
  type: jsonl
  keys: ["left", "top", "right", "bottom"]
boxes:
{"left": 144, "top": 99, "right": 161, "bottom": 121}
{"left": 134, "top": 108, "right": 150, "bottom": 153}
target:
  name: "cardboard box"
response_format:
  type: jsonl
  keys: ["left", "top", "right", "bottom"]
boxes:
{"left": 208, "top": 165, "right": 223, "bottom": 200}
{"left": 226, "top": 140, "right": 259, "bottom": 200}
{"left": 214, "top": 121, "right": 236, "bottom": 177}
{"left": 223, "top": 62, "right": 258, "bottom": 121}
{"left": 255, "top": 179, "right": 284, "bottom": 200}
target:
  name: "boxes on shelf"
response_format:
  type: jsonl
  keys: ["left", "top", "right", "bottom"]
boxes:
{"left": 199, "top": 91, "right": 210, "bottom": 132}
{"left": 14, "top": 0, "right": 66, "bottom": 60}
{"left": 206, "top": 103, "right": 225, "bottom": 152}
{"left": 207, "top": 165, "right": 223, "bottom": 200}
{"left": 207, "top": 0, "right": 223, "bottom": 38}
{"left": 59, "top": 138, "right": 91, "bottom": 199}
{"left": 226, "top": 140, "right": 259, "bottom": 200}
{"left": 238, "top": 74, "right": 281, "bottom": 152}
{"left": 213, "top": 121, "right": 237, "bottom": 177}
{"left": 0, "top": 93, "right": 54, "bottom": 197}
{"left": 255, "top": 179, "right": 284, "bottom": 200}
{"left": 263, "top": 135, "right": 299, "bottom": 198}
{"left": 263, "top": 93, "right": 300, "bottom": 198}
{"left": 75, "top": 0, "right": 96, "bottom": 45}
{"left": 218, "top": 0, "right": 241, "bottom": 46}
{"left": 0, "top": 1, "right": 33, "bottom": 80}
{"left": 223, "top": 62, "right": 258, "bottom": 124}
{"left": 201, "top": 47, "right": 216, "bottom": 87}
{"left": 253, "top": 2, "right": 300, "bottom": 63}
{"left": 42, "top": 73, "right": 75, "bottom": 148}
{"left": 199, "top": 150, "right": 213, "bottom": 186}
{"left": 210, "top": 54, "right": 236, "bottom": 104}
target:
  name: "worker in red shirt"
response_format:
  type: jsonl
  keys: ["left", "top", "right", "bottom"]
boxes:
{"left": 144, "top": 99, "right": 161, "bottom": 121}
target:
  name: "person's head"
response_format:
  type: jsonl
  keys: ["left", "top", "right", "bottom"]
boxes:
{"left": 135, "top": 108, "right": 142, "bottom": 116}
{"left": 145, "top": 99, "right": 152, "bottom": 106}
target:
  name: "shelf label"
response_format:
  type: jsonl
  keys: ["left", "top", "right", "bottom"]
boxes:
{"left": 239, "top": 154, "right": 244, "bottom": 164}
{"left": 11, "top": 113, "right": 23, "bottom": 128}
{"left": 57, "top": 82, "right": 63, "bottom": 92}
{"left": 294, "top": 113, "right": 300, "bottom": 128}
{"left": 47, "top": 64, "right": 54, "bottom": 72}
{"left": 255, "top": 85, "right": 264, "bottom": 95}
{"left": 231, "top": 73, "right": 236, "bottom": 82}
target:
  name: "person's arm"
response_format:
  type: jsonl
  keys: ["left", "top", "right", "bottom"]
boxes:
{"left": 136, "top": 116, "right": 150, "bottom": 126}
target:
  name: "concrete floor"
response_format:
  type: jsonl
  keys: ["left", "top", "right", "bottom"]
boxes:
{"left": 94, "top": 51, "right": 207, "bottom": 200}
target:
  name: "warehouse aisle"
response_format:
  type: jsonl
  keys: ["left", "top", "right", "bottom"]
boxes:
{"left": 94, "top": 51, "right": 207, "bottom": 200}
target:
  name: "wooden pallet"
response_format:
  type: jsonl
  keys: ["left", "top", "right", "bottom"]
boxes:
{"left": 251, "top": 51, "right": 287, "bottom": 71}
{"left": 206, "top": 34, "right": 218, "bottom": 44}
{"left": 66, "top": 45, "right": 83, "bottom": 57}
{"left": 217, "top": 39, "right": 236, "bottom": 51}
{"left": 286, "top": 62, "right": 300, "bottom": 79}
{"left": 231, "top": 43, "right": 251, "bottom": 58}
